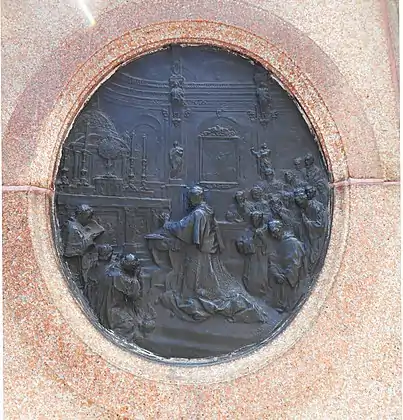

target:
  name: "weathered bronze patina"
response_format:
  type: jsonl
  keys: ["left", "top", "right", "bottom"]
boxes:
{"left": 54, "top": 45, "right": 331, "bottom": 361}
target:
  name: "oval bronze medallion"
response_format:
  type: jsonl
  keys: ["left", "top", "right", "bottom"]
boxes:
{"left": 53, "top": 45, "right": 332, "bottom": 362}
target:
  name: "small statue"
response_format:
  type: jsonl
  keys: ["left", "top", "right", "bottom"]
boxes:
{"left": 56, "top": 167, "right": 69, "bottom": 186}
{"left": 170, "top": 78, "right": 185, "bottom": 106}
{"left": 251, "top": 143, "right": 272, "bottom": 179}
{"left": 256, "top": 81, "right": 271, "bottom": 110}
{"left": 56, "top": 150, "right": 70, "bottom": 186}
{"left": 62, "top": 204, "right": 104, "bottom": 289}
{"left": 169, "top": 141, "right": 184, "bottom": 178}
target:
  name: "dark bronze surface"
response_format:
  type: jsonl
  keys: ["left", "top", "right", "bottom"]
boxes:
{"left": 54, "top": 45, "right": 332, "bottom": 361}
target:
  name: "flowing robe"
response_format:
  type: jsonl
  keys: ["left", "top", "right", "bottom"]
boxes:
{"left": 169, "top": 146, "right": 183, "bottom": 177}
{"left": 241, "top": 229, "right": 269, "bottom": 297}
{"left": 306, "top": 165, "right": 329, "bottom": 203}
{"left": 302, "top": 199, "right": 327, "bottom": 266}
{"left": 62, "top": 218, "right": 104, "bottom": 286}
{"left": 87, "top": 260, "right": 142, "bottom": 337}
{"left": 164, "top": 203, "right": 225, "bottom": 298}
{"left": 156, "top": 203, "right": 267, "bottom": 323}
{"left": 268, "top": 233, "right": 307, "bottom": 311}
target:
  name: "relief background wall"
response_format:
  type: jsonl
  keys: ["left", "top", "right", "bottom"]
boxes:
{"left": 2, "top": 1, "right": 400, "bottom": 418}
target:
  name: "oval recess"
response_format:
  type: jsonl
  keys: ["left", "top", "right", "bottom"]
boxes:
{"left": 53, "top": 44, "right": 332, "bottom": 364}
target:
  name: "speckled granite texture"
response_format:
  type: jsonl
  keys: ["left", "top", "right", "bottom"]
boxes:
{"left": 2, "top": 0, "right": 400, "bottom": 418}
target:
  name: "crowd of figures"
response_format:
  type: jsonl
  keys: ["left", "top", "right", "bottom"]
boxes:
{"left": 58, "top": 151, "right": 329, "bottom": 344}
{"left": 145, "top": 185, "right": 270, "bottom": 324}
{"left": 226, "top": 152, "right": 329, "bottom": 312}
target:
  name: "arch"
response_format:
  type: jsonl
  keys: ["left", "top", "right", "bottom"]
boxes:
{"left": 3, "top": 2, "right": 384, "bottom": 188}
{"left": 130, "top": 114, "right": 162, "bottom": 133}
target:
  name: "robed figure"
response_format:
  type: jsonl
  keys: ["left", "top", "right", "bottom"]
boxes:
{"left": 169, "top": 141, "right": 184, "bottom": 179}
{"left": 146, "top": 185, "right": 267, "bottom": 323}
{"left": 87, "top": 251, "right": 155, "bottom": 340}
{"left": 267, "top": 220, "right": 307, "bottom": 312}
{"left": 62, "top": 204, "right": 104, "bottom": 288}
{"left": 250, "top": 143, "right": 272, "bottom": 179}
{"left": 294, "top": 186, "right": 327, "bottom": 268}
{"left": 236, "top": 212, "right": 269, "bottom": 297}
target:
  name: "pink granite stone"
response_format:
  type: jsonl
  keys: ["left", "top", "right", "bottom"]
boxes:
{"left": 5, "top": 0, "right": 398, "bottom": 190}
{"left": 2, "top": 0, "right": 400, "bottom": 417}
{"left": 3, "top": 182, "right": 401, "bottom": 418}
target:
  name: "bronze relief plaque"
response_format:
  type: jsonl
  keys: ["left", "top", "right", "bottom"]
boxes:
{"left": 53, "top": 45, "right": 332, "bottom": 362}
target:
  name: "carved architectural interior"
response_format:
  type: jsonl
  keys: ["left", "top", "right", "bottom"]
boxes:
{"left": 54, "top": 45, "right": 331, "bottom": 360}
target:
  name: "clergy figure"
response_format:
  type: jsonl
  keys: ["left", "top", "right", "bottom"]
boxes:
{"left": 62, "top": 204, "right": 104, "bottom": 288}
{"left": 267, "top": 220, "right": 307, "bottom": 312}
{"left": 148, "top": 185, "right": 267, "bottom": 324}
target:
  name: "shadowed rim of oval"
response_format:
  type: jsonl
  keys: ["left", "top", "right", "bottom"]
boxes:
{"left": 26, "top": 21, "right": 350, "bottom": 384}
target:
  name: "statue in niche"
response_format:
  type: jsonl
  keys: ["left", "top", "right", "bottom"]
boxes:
{"left": 294, "top": 186, "right": 326, "bottom": 267}
{"left": 169, "top": 60, "right": 186, "bottom": 110}
{"left": 147, "top": 185, "right": 267, "bottom": 323}
{"left": 56, "top": 151, "right": 70, "bottom": 186}
{"left": 250, "top": 143, "right": 272, "bottom": 179}
{"left": 236, "top": 211, "right": 269, "bottom": 297}
{"left": 267, "top": 220, "right": 307, "bottom": 313}
{"left": 169, "top": 141, "right": 184, "bottom": 179}
{"left": 62, "top": 204, "right": 104, "bottom": 289}
{"left": 170, "top": 78, "right": 185, "bottom": 106}
{"left": 256, "top": 81, "right": 271, "bottom": 110}
{"left": 56, "top": 169, "right": 70, "bottom": 186}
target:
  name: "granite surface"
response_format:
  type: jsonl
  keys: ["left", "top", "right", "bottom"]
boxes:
{"left": 2, "top": 0, "right": 400, "bottom": 418}
{"left": 3, "top": 184, "right": 400, "bottom": 418}
{"left": 5, "top": 0, "right": 399, "bottom": 187}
